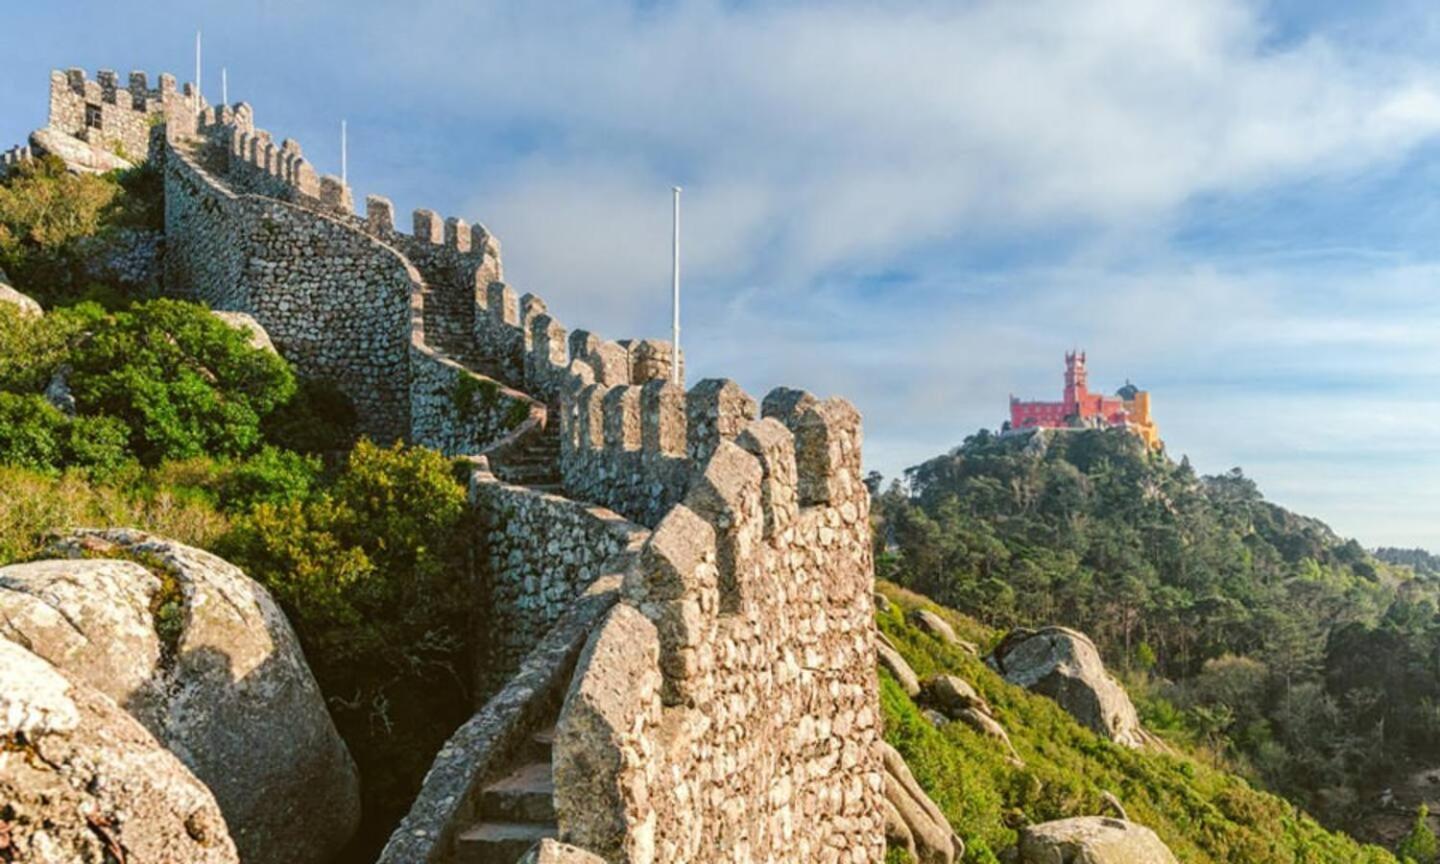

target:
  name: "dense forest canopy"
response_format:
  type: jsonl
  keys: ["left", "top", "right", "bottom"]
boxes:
{"left": 873, "top": 427, "right": 1440, "bottom": 837}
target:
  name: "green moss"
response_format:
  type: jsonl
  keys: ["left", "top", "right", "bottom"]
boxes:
{"left": 453, "top": 375, "right": 511, "bottom": 428}
{"left": 504, "top": 398, "right": 532, "bottom": 430}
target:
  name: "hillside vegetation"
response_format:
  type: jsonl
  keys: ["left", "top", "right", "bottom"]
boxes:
{"left": 874, "top": 428, "right": 1440, "bottom": 843}
{"left": 0, "top": 159, "right": 473, "bottom": 858}
{"left": 877, "top": 583, "right": 1398, "bottom": 863}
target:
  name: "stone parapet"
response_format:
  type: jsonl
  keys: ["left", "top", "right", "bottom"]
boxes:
{"left": 554, "top": 395, "right": 883, "bottom": 862}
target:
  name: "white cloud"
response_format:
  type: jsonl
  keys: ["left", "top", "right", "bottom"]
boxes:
{"left": 341, "top": 0, "right": 1440, "bottom": 299}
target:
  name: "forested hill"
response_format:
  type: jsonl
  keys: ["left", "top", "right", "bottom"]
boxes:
{"left": 872, "top": 427, "right": 1440, "bottom": 843}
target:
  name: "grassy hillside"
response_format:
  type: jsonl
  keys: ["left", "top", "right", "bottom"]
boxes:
{"left": 877, "top": 582, "right": 1397, "bottom": 864}
{"left": 874, "top": 428, "right": 1440, "bottom": 835}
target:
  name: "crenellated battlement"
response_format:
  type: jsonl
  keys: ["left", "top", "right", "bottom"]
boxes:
{"left": 54, "top": 67, "right": 186, "bottom": 112}
{"left": 194, "top": 106, "right": 348, "bottom": 216}
{"left": 363, "top": 198, "right": 504, "bottom": 354}
{"left": 470, "top": 279, "right": 683, "bottom": 413}
{"left": 36, "top": 59, "right": 890, "bottom": 862}
{"left": 553, "top": 386, "right": 880, "bottom": 862}
{"left": 47, "top": 68, "right": 200, "bottom": 159}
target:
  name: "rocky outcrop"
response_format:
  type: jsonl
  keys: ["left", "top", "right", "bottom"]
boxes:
{"left": 0, "top": 265, "right": 42, "bottom": 318}
{"left": 880, "top": 741, "right": 963, "bottom": 864}
{"left": 919, "top": 674, "right": 1021, "bottom": 764}
{"left": 878, "top": 632, "right": 921, "bottom": 696}
{"left": 212, "top": 310, "right": 277, "bottom": 353}
{"left": 988, "top": 626, "right": 1147, "bottom": 749}
{"left": 44, "top": 364, "right": 75, "bottom": 414}
{"left": 909, "top": 608, "right": 979, "bottom": 654}
{"left": 31, "top": 125, "right": 135, "bottom": 174}
{"left": 921, "top": 674, "right": 991, "bottom": 716}
{"left": 1018, "top": 817, "right": 1178, "bottom": 864}
{"left": 0, "top": 529, "right": 361, "bottom": 864}
{"left": 0, "top": 638, "right": 239, "bottom": 863}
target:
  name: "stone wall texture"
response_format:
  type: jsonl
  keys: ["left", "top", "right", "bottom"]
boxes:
{"left": 554, "top": 398, "right": 884, "bottom": 863}
{"left": 472, "top": 470, "right": 648, "bottom": 694}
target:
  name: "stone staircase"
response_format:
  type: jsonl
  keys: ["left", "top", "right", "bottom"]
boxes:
{"left": 421, "top": 283, "right": 477, "bottom": 359}
{"left": 491, "top": 421, "right": 562, "bottom": 493}
{"left": 453, "top": 726, "right": 558, "bottom": 863}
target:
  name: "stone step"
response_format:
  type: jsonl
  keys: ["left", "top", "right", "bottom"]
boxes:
{"left": 498, "top": 468, "right": 560, "bottom": 484}
{"left": 479, "top": 761, "right": 556, "bottom": 823}
{"left": 505, "top": 455, "right": 553, "bottom": 466}
{"left": 454, "top": 821, "right": 557, "bottom": 864}
{"left": 500, "top": 459, "right": 552, "bottom": 470}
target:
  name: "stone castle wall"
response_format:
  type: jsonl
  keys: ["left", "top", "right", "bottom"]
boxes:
{"left": 163, "top": 143, "right": 414, "bottom": 442}
{"left": 66, "top": 64, "right": 888, "bottom": 863}
{"left": 471, "top": 472, "right": 648, "bottom": 695}
{"left": 49, "top": 68, "right": 200, "bottom": 160}
{"left": 162, "top": 106, "right": 542, "bottom": 454}
{"left": 0, "top": 144, "right": 32, "bottom": 175}
{"left": 555, "top": 389, "right": 883, "bottom": 863}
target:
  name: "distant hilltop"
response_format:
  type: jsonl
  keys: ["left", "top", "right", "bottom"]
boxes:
{"left": 1006, "top": 351, "right": 1161, "bottom": 448}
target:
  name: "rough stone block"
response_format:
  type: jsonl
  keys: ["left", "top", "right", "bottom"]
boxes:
{"left": 578, "top": 384, "right": 609, "bottom": 450}
{"left": 593, "top": 341, "right": 631, "bottom": 387}
{"left": 685, "top": 378, "right": 757, "bottom": 464}
{"left": 762, "top": 386, "right": 819, "bottom": 428}
{"left": 318, "top": 175, "right": 352, "bottom": 213}
{"left": 413, "top": 209, "right": 443, "bottom": 244}
{"left": 555, "top": 604, "right": 660, "bottom": 862}
{"left": 737, "top": 417, "right": 800, "bottom": 537}
{"left": 683, "top": 440, "right": 764, "bottom": 611}
{"left": 445, "top": 217, "right": 471, "bottom": 252}
{"left": 794, "top": 398, "right": 862, "bottom": 507}
{"left": 602, "top": 387, "right": 642, "bottom": 452}
{"left": 641, "top": 380, "right": 686, "bottom": 457}
{"left": 485, "top": 282, "right": 519, "bottom": 325}
{"left": 366, "top": 196, "right": 395, "bottom": 233}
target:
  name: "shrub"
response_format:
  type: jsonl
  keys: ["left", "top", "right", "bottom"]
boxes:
{"left": 0, "top": 392, "right": 67, "bottom": 471}
{"left": 0, "top": 156, "right": 164, "bottom": 307}
{"left": 1399, "top": 805, "right": 1439, "bottom": 864}
{"left": 66, "top": 413, "right": 133, "bottom": 479}
{"left": 67, "top": 299, "right": 296, "bottom": 464}
{"left": 217, "top": 446, "right": 322, "bottom": 511}
{"left": 0, "top": 156, "right": 119, "bottom": 264}
{"left": 0, "top": 302, "right": 99, "bottom": 393}
{"left": 216, "top": 440, "right": 473, "bottom": 853}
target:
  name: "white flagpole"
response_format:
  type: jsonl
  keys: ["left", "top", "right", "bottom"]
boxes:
{"left": 195, "top": 30, "right": 202, "bottom": 111}
{"left": 341, "top": 120, "right": 348, "bottom": 184}
{"left": 671, "top": 186, "right": 682, "bottom": 385}
{"left": 222, "top": 67, "right": 228, "bottom": 106}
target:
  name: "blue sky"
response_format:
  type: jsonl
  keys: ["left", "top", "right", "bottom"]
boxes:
{"left": 6, "top": 1, "right": 1440, "bottom": 549}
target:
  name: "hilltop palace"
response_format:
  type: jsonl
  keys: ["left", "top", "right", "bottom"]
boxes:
{"left": 1007, "top": 351, "right": 1161, "bottom": 449}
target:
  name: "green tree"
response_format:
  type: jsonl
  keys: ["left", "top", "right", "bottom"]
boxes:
{"left": 1399, "top": 805, "right": 1439, "bottom": 864}
{"left": 67, "top": 299, "right": 296, "bottom": 463}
